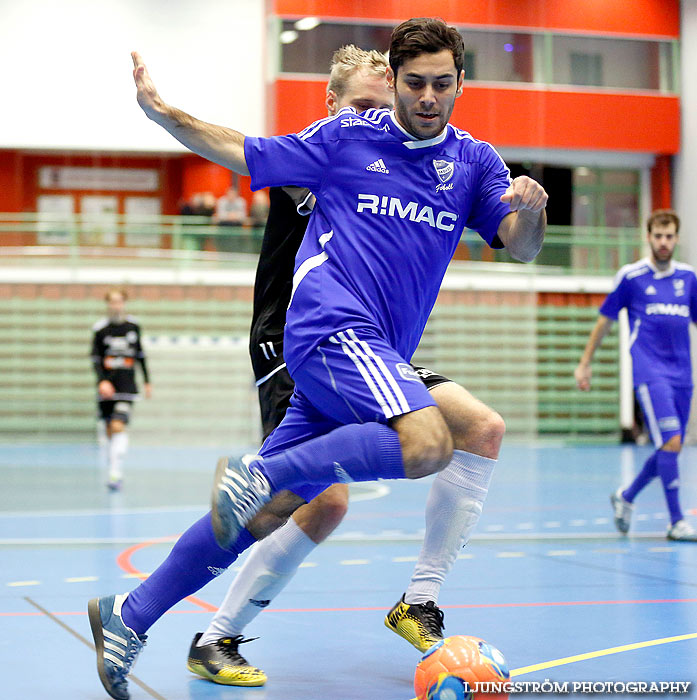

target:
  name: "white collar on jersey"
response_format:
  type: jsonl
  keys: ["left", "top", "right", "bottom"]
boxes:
{"left": 389, "top": 112, "right": 448, "bottom": 149}
{"left": 645, "top": 256, "right": 676, "bottom": 279}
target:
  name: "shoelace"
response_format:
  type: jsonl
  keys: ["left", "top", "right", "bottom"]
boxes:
{"left": 110, "top": 635, "right": 147, "bottom": 681}
{"left": 215, "top": 635, "right": 259, "bottom": 665}
{"left": 420, "top": 602, "right": 445, "bottom": 635}
{"left": 226, "top": 468, "right": 271, "bottom": 525}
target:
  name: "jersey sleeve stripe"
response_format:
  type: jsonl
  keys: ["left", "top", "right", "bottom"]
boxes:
{"left": 297, "top": 107, "right": 356, "bottom": 141}
{"left": 452, "top": 126, "right": 512, "bottom": 184}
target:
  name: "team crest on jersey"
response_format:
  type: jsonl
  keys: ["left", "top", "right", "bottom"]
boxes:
{"left": 673, "top": 279, "right": 685, "bottom": 297}
{"left": 645, "top": 285, "right": 657, "bottom": 295}
{"left": 433, "top": 159, "right": 454, "bottom": 183}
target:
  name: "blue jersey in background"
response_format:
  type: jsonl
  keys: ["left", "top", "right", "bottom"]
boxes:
{"left": 600, "top": 258, "right": 697, "bottom": 386}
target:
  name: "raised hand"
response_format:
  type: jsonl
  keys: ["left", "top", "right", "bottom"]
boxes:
{"left": 131, "top": 51, "right": 164, "bottom": 121}
{"left": 500, "top": 176, "right": 548, "bottom": 213}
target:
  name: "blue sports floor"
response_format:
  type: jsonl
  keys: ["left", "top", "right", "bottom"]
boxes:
{"left": 2, "top": 443, "right": 697, "bottom": 699}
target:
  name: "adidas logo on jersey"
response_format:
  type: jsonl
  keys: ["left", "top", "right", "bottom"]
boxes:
{"left": 366, "top": 159, "right": 390, "bottom": 174}
{"left": 645, "top": 285, "right": 657, "bottom": 295}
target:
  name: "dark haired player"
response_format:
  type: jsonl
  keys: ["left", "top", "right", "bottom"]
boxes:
{"left": 88, "top": 19, "right": 547, "bottom": 699}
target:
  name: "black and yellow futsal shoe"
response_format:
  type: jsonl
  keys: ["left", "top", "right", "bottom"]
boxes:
{"left": 187, "top": 633, "right": 267, "bottom": 686}
{"left": 384, "top": 594, "right": 445, "bottom": 652}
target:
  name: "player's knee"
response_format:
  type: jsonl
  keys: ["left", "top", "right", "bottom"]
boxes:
{"left": 110, "top": 420, "right": 126, "bottom": 433}
{"left": 449, "top": 407, "right": 505, "bottom": 458}
{"left": 403, "top": 420, "right": 453, "bottom": 478}
{"left": 475, "top": 410, "right": 506, "bottom": 455}
{"left": 662, "top": 435, "right": 682, "bottom": 452}
{"left": 311, "top": 485, "right": 349, "bottom": 529}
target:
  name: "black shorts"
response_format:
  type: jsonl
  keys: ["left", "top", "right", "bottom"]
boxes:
{"left": 257, "top": 364, "right": 452, "bottom": 439}
{"left": 411, "top": 366, "right": 452, "bottom": 391}
{"left": 258, "top": 367, "right": 296, "bottom": 440}
{"left": 98, "top": 400, "right": 133, "bottom": 425}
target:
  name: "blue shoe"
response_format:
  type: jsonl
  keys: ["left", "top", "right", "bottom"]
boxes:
{"left": 211, "top": 455, "right": 272, "bottom": 548}
{"left": 88, "top": 594, "right": 147, "bottom": 700}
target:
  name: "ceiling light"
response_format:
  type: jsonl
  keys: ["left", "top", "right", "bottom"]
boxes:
{"left": 294, "top": 16, "right": 320, "bottom": 31}
{"left": 280, "top": 30, "right": 299, "bottom": 44}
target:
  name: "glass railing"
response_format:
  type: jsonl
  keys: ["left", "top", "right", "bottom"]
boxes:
{"left": 0, "top": 213, "right": 646, "bottom": 275}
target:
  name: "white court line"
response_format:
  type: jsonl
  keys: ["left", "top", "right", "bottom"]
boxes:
{"left": 0, "top": 505, "right": 207, "bottom": 518}
{"left": 64, "top": 576, "right": 98, "bottom": 583}
{"left": 0, "top": 537, "right": 178, "bottom": 545}
{"left": 340, "top": 559, "right": 370, "bottom": 566}
{"left": 0, "top": 530, "right": 676, "bottom": 546}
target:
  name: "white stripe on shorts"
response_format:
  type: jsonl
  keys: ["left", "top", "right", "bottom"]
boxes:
{"left": 346, "top": 328, "right": 410, "bottom": 414}
{"left": 331, "top": 332, "right": 395, "bottom": 419}
{"left": 331, "top": 329, "right": 411, "bottom": 419}
{"left": 637, "top": 383, "right": 663, "bottom": 447}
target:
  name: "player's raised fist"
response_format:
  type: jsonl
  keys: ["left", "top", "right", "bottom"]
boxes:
{"left": 131, "top": 51, "right": 164, "bottom": 121}
{"left": 500, "top": 176, "right": 548, "bottom": 213}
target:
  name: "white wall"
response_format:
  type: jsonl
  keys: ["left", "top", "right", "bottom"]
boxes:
{"left": 0, "top": 0, "right": 265, "bottom": 152}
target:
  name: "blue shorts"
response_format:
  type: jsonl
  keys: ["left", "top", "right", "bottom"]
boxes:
{"left": 635, "top": 381, "right": 692, "bottom": 447}
{"left": 259, "top": 327, "right": 437, "bottom": 502}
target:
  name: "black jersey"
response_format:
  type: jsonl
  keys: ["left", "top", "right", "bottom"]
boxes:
{"left": 90, "top": 316, "right": 149, "bottom": 401}
{"left": 249, "top": 186, "right": 314, "bottom": 384}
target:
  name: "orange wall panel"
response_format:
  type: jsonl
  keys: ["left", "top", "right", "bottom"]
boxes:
{"left": 651, "top": 154, "right": 673, "bottom": 209}
{"left": 273, "top": 80, "right": 680, "bottom": 154}
{"left": 0, "top": 150, "right": 23, "bottom": 212}
{"left": 274, "top": 0, "right": 679, "bottom": 37}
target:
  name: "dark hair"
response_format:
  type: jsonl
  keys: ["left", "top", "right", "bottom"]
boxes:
{"left": 389, "top": 17, "right": 464, "bottom": 77}
{"left": 647, "top": 208, "right": 680, "bottom": 234}
{"left": 105, "top": 287, "right": 128, "bottom": 302}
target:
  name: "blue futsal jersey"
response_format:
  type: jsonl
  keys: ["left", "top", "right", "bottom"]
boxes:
{"left": 244, "top": 107, "right": 512, "bottom": 372}
{"left": 600, "top": 258, "right": 697, "bottom": 386}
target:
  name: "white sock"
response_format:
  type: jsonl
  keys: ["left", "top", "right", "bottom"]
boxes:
{"left": 109, "top": 431, "right": 129, "bottom": 479}
{"left": 404, "top": 449, "right": 496, "bottom": 605}
{"left": 199, "top": 516, "right": 317, "bottom": 645}
{"left": 97, "top": 421, "right": 109, "bottom": 472}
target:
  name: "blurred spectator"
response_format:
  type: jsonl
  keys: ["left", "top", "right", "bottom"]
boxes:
{"left": 178, "top": 198, "right": 193, "bottom": 216}
{"left": 196, "top": 192, "right": 217, "bottom": 218}
{"left": 215, "top": 185, "right": 247, "bottom": 226}
{"left": 248, "top": 189, "right": 270, "bottom": 227}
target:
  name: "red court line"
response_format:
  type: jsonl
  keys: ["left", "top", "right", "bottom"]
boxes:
{"left": 116, "top": 537, "right": 217, "bottom": 612}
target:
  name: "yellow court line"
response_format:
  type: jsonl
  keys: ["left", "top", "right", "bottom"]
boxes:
{"left": 511, "top": 631, "right": 697, "bottom": 676}
{"left": 408, "top": 632, "right": 697, "bottom": 698}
